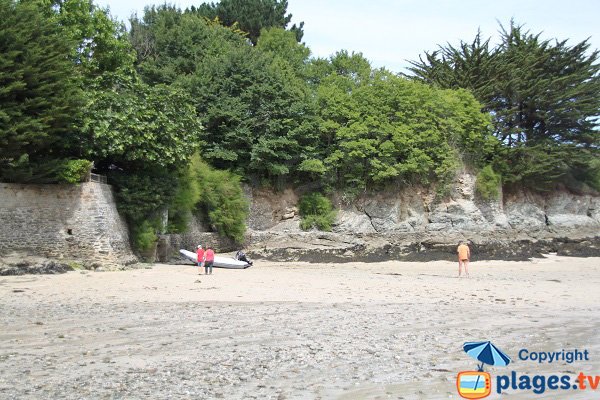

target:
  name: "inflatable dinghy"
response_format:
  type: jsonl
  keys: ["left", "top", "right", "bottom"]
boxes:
{"left": 179, "top": 249, "right": 251, "bottom": 269}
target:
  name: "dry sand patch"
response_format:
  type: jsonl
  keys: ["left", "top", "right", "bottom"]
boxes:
{"left": 1, "top": 255, "right": 599, "bottom": 399}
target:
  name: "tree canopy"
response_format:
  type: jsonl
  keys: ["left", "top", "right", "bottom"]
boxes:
{"left": 0, "top": 0, "right": 85, "bottom": 182}
{"left": 408, "top": 22, "right": 600, "bottom": 189}
{"left": 2, "top": 2, "right": 599, "bottom": 246}
{"left": 314, "top": 52, "right": 493, "bottom": 191}
{"left": 190, "top": 0, "right": 304, "bottom": 44}
{"left": 131, "top": 6, "right": 317, "bottom": 185}
{"left": 130, "top": 4, "right": 247, "bottom": 85}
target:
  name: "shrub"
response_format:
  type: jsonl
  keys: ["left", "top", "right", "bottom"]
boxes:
{"left": 586, "top": 158, "right": 600, "bottom": 192}
{"left": 569, "top": 153, "right": 600, "bottom": 192}
{"left": 192, "top": 156, "right": 248, "bottom": 243}
{"left": 298, "top": 159, "right": 326, "bottom": 175}
{"left": 167, "top": 166, "right": 201, "bottom": 233}
{"left": 1, "top": 156, "right": 93, "bottom": 184}
{"left": 132, "top": 220, "right": 158, "bottom": 251}
{"left": 110, "top": 168, "right": 175, "bottom": 224}
{"left": 298, "top": 192, "right": 336, "bottom": 231}
{"left": 476, "top": 165, "right": 502, "bottom": 200}
{"left": 57, "top": 159, "right": 93, "bottom": 184}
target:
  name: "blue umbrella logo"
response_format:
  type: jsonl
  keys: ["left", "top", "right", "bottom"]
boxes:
{"left": 462, "top": 341, "right": 511, "bottom": 397}
{"left": 463, "top": 341, "right": 512, "bottom": 371}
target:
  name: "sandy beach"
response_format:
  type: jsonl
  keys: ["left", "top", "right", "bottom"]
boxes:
{"left": 1, "top": 255, "right": 599, "bottom": 399}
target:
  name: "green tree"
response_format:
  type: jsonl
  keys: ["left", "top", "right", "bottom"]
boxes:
{"left": 191, "top": 0, "right": 303, "bottom": 44}
{"left": 130, "top": 4, "right": 246, "bottom": 86}
{"left": 315, "top": 52, "right": 493, "bottom": 191}
{"left": 83, "top": 73, "right": 203, "bottom": 243}
{"left": 408, "top": 22, "right": 600, "bottom": 189}
{"left": 192, "top": 43, "right": 317, "bottom": 184}
{"left": 49, "top": 1, "right": 208, "bottom": 248}
{"left": 493, "top": 24, "right": 599, "bottom": 148}
{"left": 83, "top": 75, "right": 202, "bottom": 169}
{"left": 49, "top": 0, "right": 136, "bottom": 82}
{"left": 407, "top": 31, "right": 497, "bottom": 104}
{"left": 0, "top": 0, "right": 85, "bottom": 182}
{"left": 129, "top": 5, "right": 317, "bottom": 186}
{"left": 257, "top": 27, "right": 310, "bottom": 72}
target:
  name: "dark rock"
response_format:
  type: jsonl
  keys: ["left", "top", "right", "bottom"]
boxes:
{"left": 0, "top": 259, "right": 74, "bottom": 276}
{"left": 245, "top": 233, "right": 600, "bottom": 263}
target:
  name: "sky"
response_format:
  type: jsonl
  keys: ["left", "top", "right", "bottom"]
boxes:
{"left": 95, "top": 0, "right": 600, "bottom": 74}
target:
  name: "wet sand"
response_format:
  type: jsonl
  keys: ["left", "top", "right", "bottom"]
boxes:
{"left": 1, "top": 255, "right": 599, "bottom": 399}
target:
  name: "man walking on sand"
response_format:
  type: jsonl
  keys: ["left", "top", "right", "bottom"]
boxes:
{"left": 457, "top": 241, "right": 471, "bottom": 277}
{"left": 204, "top": 246, "right": 215, "bottom": 275}
{"left": 196, "top": 245, "right": 205, "bottom": 275}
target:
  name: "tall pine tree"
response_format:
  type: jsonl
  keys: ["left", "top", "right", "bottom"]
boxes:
{"left": 0, "top": 0, "right": 85, "bottom": 182}
{"left": 191, "top": 0, "right": 303, "bottom": 44}
{"left": 408, "top": 22, "right": 600, "bottom": 190}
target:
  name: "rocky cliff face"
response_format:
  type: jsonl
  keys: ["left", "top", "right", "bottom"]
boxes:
{"left": 239, "top": 172, "right": 600, "bottom": 261}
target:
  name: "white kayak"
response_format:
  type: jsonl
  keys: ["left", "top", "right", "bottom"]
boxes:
{"left": 179, "top": 249, "right": 251, "bottom": 269}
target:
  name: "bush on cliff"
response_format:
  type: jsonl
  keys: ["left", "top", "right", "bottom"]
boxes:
{"left": 57, "top": 160, "right": 94, "bottom": 184}
{"left": 312, "top": 52, "right": 494, "bottom": 191}
{"left": 299, "top": 192, "right": 337, "bottom": 231}
{"left": 586, "top": 158, "right": 600, "bottom": 192}
{"left": 476, "top": 165, "right": 501, "bottom": 200}
{"left": 167, "top": 165, "right": 202, "bottom": 233}
{"left": 133, "top": 220, "right": 158, "bottom": 252}
{"left": 192, "top": 156, "right": 249, "bottom": 243}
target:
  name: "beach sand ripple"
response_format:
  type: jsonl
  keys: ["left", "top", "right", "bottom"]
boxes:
{"left": 1, "top": 255, "right": 599, "bottom": 399}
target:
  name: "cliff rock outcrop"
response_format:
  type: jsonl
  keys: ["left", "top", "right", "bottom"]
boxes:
{"left": 239, "top": 172, "right": 600, "bottom": 261}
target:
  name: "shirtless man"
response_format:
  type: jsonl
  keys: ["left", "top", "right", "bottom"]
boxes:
{"left": 457, "top": 241, "right": 471, "bottom": 277}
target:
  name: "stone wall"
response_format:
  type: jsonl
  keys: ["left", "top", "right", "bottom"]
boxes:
{"left": 0, "top": 182, "right": 136, "bottom": 267}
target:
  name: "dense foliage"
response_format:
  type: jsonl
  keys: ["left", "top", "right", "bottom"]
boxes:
{"left": 298, "top": 192, "right": 336, "bottom": 231}
{"left": 408, "top": 22, "right": 600, "bottom": 190}
{"left": 475, "top": 165, "right": 502, "bottom": 200}
{"left": 130, "top": 6, "right": 316, "bottom": 186}
{"left": 192, "top": 156, "right": 249, "bottom": 243}
{"left": 130, "top": 5, "right": 247, "bottom": 85}
{"left": 1, "top": 0, "right": 598, "bottom": 243}
{"left": 0, "top": 0, "right": 86, "bottom": 182}
{"left": 83, "top": 76, "right": 201, "bottom": 168}
{"left": 313, "top": 52, "right": 494, "bottom": 192}
{"left": 190, "top": 0, "right": 304, "bottom": 44}
{"left": 193, "top": 43, "right": 317, "bottom": 183}
{"left": 167, "top": 165, "right": 202, "bottom": 234}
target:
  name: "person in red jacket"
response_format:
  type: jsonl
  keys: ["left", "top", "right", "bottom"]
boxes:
{"left": 204, "top": 246, "right": 215, "bottom": 275}
{"left": 196, "top": 245, "right": 205, "bottom": 275}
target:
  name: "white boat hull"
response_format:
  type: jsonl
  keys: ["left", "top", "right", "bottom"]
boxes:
{"left": 179, "top": 249, "right": 251, "bottom": 269}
